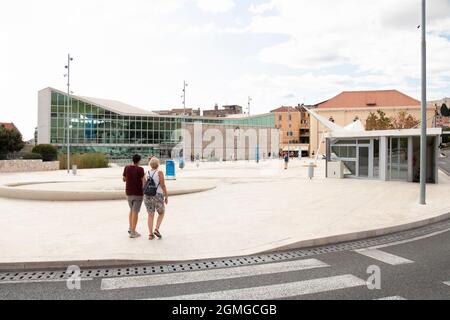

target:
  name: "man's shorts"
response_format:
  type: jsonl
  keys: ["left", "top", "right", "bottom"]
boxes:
{"left": 144, "top": 194, "right": 166, "bottom": 215}
{"left": 127, "top": 196, "right": 144, "bottom": 213}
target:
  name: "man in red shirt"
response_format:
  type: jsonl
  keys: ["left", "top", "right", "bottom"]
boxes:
{"left": 123, "top": 154, "right": 145, "bottom": 238}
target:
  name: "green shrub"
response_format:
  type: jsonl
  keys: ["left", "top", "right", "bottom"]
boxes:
{"left": 58, "top": 153, "right": 109, "bottom": 170}
{"left": 32, "top": 144, "right": 58, "bottom": 162}
{"left": 23, "top": 153, "right": 43, "bottom": 160}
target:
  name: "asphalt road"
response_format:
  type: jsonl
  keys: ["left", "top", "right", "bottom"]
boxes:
{"left": 439, "top": 148, "right": 450, "bottom": 176}
{"left": 1, "top": 223, "right": 449, "bottom": 300}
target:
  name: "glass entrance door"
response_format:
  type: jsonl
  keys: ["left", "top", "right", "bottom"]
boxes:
{"left": 388, "top": 138, "right": 409, "bottom": 180}
{"left": 358, "top": 146, "right": 369, "bottom": 177}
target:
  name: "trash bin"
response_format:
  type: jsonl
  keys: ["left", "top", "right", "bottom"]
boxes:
{"left": 308, "top": 162, "right": 314, "bottom": 180}
{"left": 72, "top": 165, "right": 77, "bottom": 176}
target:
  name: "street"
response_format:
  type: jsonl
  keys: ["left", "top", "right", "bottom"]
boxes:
{"left": 1, "top": 219, "right": 449, "bottom": 300}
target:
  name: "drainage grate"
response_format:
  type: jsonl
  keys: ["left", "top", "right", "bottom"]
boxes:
{"left": 1, "top": 218, "right": 449, "bottom": 283}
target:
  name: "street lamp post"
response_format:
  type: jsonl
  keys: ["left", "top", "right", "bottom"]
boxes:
{"left": 64, "top": 54, "right": 74, "bottom": 174}
{"left": 182, "top": 80, "right": 188, "bottom": 117}
{"left": 419, "top": 0, "right": 427, "bottom": 205}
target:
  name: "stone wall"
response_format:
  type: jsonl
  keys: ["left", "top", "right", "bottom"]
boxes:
{"left": 0, "top": 160, "right": 60, "bottom": 173}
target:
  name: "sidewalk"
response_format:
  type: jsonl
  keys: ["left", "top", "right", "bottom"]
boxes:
{"left": 0, "top": 159, "right": 449, "bottom": 269}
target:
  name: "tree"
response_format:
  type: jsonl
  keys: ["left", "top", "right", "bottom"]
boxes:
{"left": 32, "top": 144, "right": 58, "bottom": 162}
{"left": 365, "top": 110, "right": 393, "bottom": 130}
{"left": 390, "top": 111, "right": 420, "bottom": 129}
{"left": 366, "top": 110, "right": 420, "bottom": 130}
{"left": 441, "top": 103, "right": 450, "bottom": 117}
{"left": 0, "top": 126, "right": 25, "bottom": 159}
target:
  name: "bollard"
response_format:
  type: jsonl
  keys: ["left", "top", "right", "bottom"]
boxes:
{"left": 72, "top": 165, "right": 77, "bottom": 176}
{"left": 308, "top": 162, "right": 314, "bottom": 180}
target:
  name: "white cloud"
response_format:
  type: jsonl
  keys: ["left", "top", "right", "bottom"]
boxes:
{"left": 196, "top": 0, "right": 235, "bottom": 13}
{"left": 243, "top": 0, "right": 450, "bottom": 101}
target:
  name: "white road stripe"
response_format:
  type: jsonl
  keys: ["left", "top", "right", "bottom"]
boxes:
{"left": 444, "top": 281, "right": 450, "bottom": 287}
{"left": 376, "top": 296, "right": 407, "bottom": 300}
{"left": 146, "top": 274, "right": 366, "bottom": 300}
{"left": 355, "top": 249, "right": 414, "bottom": 265}
{"left": 101, "top": 259, "right": 329, "bottom": 291}
{"left": 363, "top": 228, "right": 450, "bottom": 251}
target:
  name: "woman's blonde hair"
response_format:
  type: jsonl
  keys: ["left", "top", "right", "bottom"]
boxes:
{"left": 149, "top": 157, "right": 160, "bottom": 170}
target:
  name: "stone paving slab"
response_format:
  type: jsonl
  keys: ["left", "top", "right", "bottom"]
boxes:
{"left": 0, "top": 159, "right": 449, "bottom": 268}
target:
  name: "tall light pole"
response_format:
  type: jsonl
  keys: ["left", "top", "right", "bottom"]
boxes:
{"left": 419, "top": 0, "right": 427, "bottom": 205}
{"left": 64, "top": 54, "right": 74, "bottom": 174}
{"left": 182, "top": 81, "right": 188, "bottom": 117}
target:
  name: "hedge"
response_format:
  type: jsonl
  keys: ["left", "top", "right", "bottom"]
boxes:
{"left": 32, "top": 144, "right": 58, "bottom": 162}
{"left": 58, "top": 153, "right": 109, "bottom": 170}
{"left": 22, "top": 153, "right": 43, "bottom": 160}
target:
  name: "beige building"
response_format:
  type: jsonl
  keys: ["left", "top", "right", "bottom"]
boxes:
{"left": 310, "top": 90, "right": 436, "bottom": 156}
{"left": 271, "top": 105, "right": 311, "bottom": 156}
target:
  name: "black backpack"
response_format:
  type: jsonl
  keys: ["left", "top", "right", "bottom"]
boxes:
{"left": 143, "top": 171, "right": 159, "bottom": 196}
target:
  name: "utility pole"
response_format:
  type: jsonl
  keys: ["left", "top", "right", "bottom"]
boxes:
{"left": 182, "top": 81, "right": 188, "bottom": 117}
{"left": 419, "top": 0, "right": 427, "bottom": 205}
{"left": 64, "top": 54, "right": 73, "bottom": 174}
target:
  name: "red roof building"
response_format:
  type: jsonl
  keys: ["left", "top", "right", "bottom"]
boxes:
{"left": 0, "top": 122, "right": 20, "bottom": 133}
{"left": 316, "top": 90, "right": 420, "bottom": 109}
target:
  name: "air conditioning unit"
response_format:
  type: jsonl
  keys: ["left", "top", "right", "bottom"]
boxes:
{"left": 327, "top": 161, "right": 344, "bottom": 179}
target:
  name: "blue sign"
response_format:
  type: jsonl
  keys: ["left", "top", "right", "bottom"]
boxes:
{"left": 179, "top": 158, "right": 185, "bottom": 169}
{"left": 166, "top": 160, "right": 176, "bottom": 180}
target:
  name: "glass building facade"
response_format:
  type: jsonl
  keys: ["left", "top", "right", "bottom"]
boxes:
{"left": 43, "top": 89, "right": 275, "bottom": 160}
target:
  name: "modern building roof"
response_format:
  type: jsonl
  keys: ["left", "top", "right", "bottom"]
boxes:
{"left": 316, "top": 90, "right": 420, "bottom": 109}
{"left": 43, "top": 87, "right": 159, "bottom": 116}
{"left": 78, "top": 95, "right": 159, "bottom": 116}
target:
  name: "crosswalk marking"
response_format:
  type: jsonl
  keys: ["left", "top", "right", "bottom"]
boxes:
{"left": 101, "top": 259, "right": 329, "bottom": 291}
{"left": 362, "top": 228, "right": 450, "bottom": 250}
{"left": 146, "top": 274, "right": 367, "bottom": 300}
{"left": 354, "top": 249, "right": 414, "bottom": 265}
{"left": 376, "top": 296, "right": 407, "bottom": 300}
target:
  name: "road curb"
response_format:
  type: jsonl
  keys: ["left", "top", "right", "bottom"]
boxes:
{"left": 259, "top": 211, "right": 450, "bottom": 254}
{"left": 1, "top": 211, "right": 449, "bottom": 273}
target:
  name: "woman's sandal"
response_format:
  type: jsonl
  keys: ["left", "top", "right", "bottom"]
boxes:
{"left": 149, "top": 234, "right": 155, "bottom": 240}
{"left": 154, "top": 229, "right": 162, "bottom": 239}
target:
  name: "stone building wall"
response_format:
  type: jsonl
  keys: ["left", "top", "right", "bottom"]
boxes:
{"left": 0, "top": 160, "right": 60, "bottom": 173}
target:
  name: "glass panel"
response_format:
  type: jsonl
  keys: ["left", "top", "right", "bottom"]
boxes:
{"left": 343, "top": 161, "right": 356, "bottom": 176}
{"left": 358, "top": 147, "right": 369, "bottom": 177}
{"left": 335, "top": 140, "right": 356, "bottom": 145}
{"left": 391, "top": 138, "right": 399, "bottom": 180}
{"left": 373, "top": 139, "right": 380, "bottom": 179}
{"left": 348, "top": 146, "right": 357, "bottom": 158}
{"left": 398, "top": 138, "right": 409, "bottom": 180}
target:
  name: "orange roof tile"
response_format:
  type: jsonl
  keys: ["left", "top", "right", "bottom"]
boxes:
{"left": 316, "top": 90, "right": 420, "bottom": 109}
{"left": 0, "top": 122, "right": 19, "bottom": 132}
{"left": 271, "top": 106, "right": 297, "bottom": 113}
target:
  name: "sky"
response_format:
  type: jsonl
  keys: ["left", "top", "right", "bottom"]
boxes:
{"left": 1, "top": 0, "right": 449, "bottom": 139}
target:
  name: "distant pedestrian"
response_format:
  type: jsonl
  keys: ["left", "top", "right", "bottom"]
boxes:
{"left": 284, "top": 152, "right": 289, "bottom": 170}
{"left": 144, "top": 157, "right": 169, "bottom": 240}
{"left": 123, "top": 154, "right": 145, "bottom": 239}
